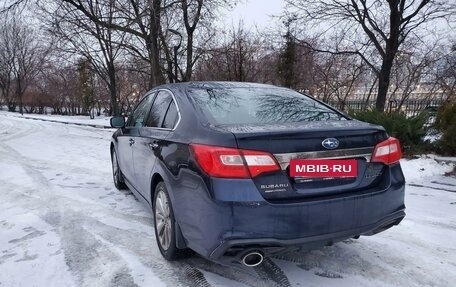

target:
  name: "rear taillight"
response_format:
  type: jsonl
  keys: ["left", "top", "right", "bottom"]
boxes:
{"left": 241, "top": 150, "right": 280, "bottom": 177}
{"left": 190, "top": 144, "right": 280, "bottom": 178}
{"left": 371, "top": 137, "right": 402, "bottom": 165}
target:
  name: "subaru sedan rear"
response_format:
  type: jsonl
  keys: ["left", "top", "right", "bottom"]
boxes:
{"left": 110, "top": 82, "right": 405, "bottom": 267}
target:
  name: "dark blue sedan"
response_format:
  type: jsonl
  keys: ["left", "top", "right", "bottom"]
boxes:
{"left": 110, "top": 82, "right": 405, "bottom": 267}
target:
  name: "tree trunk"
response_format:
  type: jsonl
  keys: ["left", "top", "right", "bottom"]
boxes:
{"left": 376, "top": 2, "right": 401, "bottom": 112}
{"left": 149, "top": 49, "right": 165, "bottom": 87}
{"left": 184, "top": 33, "right": 193, "bottom": 81}
{"left": 376, "top": 64, "right": 392, "bottom": 111}
{"left": 148, "top": 0, "right": 165, "bottom": 88}
{"left": 238, "top": 39, "right": 244, "bottom": 82}
{"left": 7, "top": 102, "right": 16, "bottom": 112}
{"left": 17, "top": 78, "right": 23, "bottom": 115}
{"left": 108, "top": 63, "right": 119, "bottom": 116}
{"left": 376, "top": 45, "right": 397, "bottom": 111}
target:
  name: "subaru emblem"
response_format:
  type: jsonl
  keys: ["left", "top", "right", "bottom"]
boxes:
{"left": 322, "top": 138, "right": 339, "bottom": 150}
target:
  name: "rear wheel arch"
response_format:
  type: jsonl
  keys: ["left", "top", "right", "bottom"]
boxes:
{"left": 151, "top": 173, "right": 164, "bottom": 207}
{"left": 111, "top": 143, "right": 127, "bottom": 190}
{"left": 151, "top": 175, "right": 189, "bottom": 252}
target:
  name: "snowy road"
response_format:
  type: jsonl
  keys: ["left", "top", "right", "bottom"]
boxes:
{"left": 0, "top": 113, "right": 455, "bottom": 287}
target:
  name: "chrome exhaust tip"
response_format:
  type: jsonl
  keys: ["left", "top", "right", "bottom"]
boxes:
{"left": 241, "top": 251, "right": 264, "bottom": 267}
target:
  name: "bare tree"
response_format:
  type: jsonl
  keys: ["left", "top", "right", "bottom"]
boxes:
{"left": 193, "top": 24, "right": 266, "bottom": 82}
{"left": 37, "top": 65, "right": 82, "bottom": 115}
{"left": 42, "top": 0, "right": 127, "bottom": 116}
{"left": 312, "top": 51, "right": 366, "bottom": 109}
{"left": 387, "top": 41, "right": 437, "bottom": 111}
{"left": 0, "top": 32, "right": 15, "bottom": 111}
{"left": 57, "top": 0, "right": 234, "bottom": 87}
{"left": 0, "top": 16, "right": 48, "bottom": 114}
{"left": 58, "top": 0, "right": 165, "bottom": 87}
{"left": 175, "top": 0, "right": 207, "bottom": 81}
{"left": 432, "top": 42, "right": 456, "bottom": 103}
{"left": 285, "top": 0, "right": 455, "bottom": 111}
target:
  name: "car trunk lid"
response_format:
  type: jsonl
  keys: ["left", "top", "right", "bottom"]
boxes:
{"left": 213, "top": 120, "right": 388, "bottom": 200}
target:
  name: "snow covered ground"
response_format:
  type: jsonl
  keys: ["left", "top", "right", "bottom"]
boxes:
{"left": 0, "top": 112, "right": 455, "bottom": 287}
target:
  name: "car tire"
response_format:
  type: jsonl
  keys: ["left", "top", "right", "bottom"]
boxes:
{"left": 111, "top": 149, "right": 127, "bottom": 190}
{"left": 153, "top": 182, "right": 190, "bottom": 260}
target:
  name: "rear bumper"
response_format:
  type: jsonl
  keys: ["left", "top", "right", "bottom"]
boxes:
{"left": 169, "top": 164, "right": 406, "bottom": 260}
{"left": 210, "top": 209, "right": 405, "bottom": 259}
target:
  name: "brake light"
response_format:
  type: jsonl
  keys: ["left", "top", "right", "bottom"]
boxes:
{"left": 190, "top": 144, "right": 280, "bottom": 178}
{"left": 371, "top": 137, "right": 402, "bottom": 165}
{"left": 241, "top": 150, "right": 280, "bottom": 177}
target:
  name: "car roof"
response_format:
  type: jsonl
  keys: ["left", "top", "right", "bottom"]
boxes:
{"left": 153, "top": 81, "right": 285, "bottom": 91}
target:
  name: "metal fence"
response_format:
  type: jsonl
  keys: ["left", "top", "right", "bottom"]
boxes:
{"left": 325, "top": 99, "right": 445, "bottom": 116}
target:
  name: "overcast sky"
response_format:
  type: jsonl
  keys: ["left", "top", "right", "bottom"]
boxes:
{"left": 224, "top": 0, "right": 285, "bottom": 29}
{"left": 224, "top": 0, "right": 454, "bottom": 42}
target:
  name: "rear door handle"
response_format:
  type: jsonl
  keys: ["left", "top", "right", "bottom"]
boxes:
{"left": 129, "top": 138, "right": 135, "bottom": 146}
{"left": 149, "top": 142, "right": 159, "bottom": 150}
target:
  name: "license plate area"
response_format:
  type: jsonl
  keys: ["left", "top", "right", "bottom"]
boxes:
{"left": 290, "top": 159, "right": 358, "bottom": 178}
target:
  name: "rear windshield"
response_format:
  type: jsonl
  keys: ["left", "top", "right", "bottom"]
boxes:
{"left": 188, "top": 87, "right": 346, "bottom": 125}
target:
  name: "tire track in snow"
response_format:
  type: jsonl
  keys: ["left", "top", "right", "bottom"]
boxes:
{"left": 179, "top": 263, "right": 212, "bottom": 287}
{"left": 0, "top": 140, "right": 52, "bottom": 190}
{"left": 0, "top": 117, "right": 211, "bottom": 286}
{"left": 0, "top": 168, "right": 163, "bottom": 286}
{"left": 254, "top": 258, "right": 292, "bottom": 287}
{"left": 0, "top": 118, "right": 168, "bottom": 286}
{"left": 181, "top": 257, "right": 279, "bottom": 287}
{"left": 83, "top": 217, "right": 201, "bottom": 287}
{"left": 0, "top": 114, "right": 295, "bottom": 287}
{"left": 0, "top": 115, "right": 45, "bottom": 142}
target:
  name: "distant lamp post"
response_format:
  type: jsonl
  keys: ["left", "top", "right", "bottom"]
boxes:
{"left": 167, "top": 29, "right": 183, "bottom": 83}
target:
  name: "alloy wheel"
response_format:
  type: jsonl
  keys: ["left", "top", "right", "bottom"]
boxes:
{"left": 155, "top": 189, "right": 172, "bottom": 250}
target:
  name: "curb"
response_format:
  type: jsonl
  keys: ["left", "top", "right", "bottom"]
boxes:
{"left": 433, "top": 157, "right": 456, "bottom": 164}
{"left": 415, "top": 154, "right": 456, "bottom": 164}
{"left": 12, "top": 115, "right": 112, "bottom": 129}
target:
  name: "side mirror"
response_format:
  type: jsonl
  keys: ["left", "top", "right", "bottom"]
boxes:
{"left": 110, "top": 116, "right": 125, "bottom": 128}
